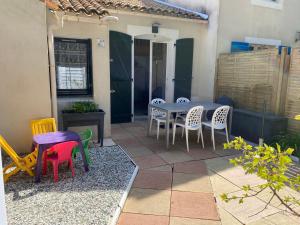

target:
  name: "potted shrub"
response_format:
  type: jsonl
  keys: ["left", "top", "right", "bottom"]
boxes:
{"left": 62, "top": 101, "right": 105, "bottom": 145}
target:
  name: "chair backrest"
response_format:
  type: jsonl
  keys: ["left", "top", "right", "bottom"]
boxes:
{"left": 48, "top": 141, "right": 78, "bottom": 162}
{"left": 31, "top": 118, "right": 57, "bottom": 136}
{"left": 151, "top": 98, "right": 166, "bottom": 117}
{"left": 79, "top": 129, "right": 93, "bottom": 149}
{"left": 176, "top": 97, "right": 190, "bottom": 104}
{"left": 185, "top": 106, "right": 204, "bottom": 130}
{"left": 212, "top": 106, "right": 230, "bottom": 129}
{"left": 0, "top": 135, "right": 21, "bottom": 164}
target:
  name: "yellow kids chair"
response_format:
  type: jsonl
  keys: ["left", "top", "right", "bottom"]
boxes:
{"left": 31, "top": 118, "right": 57, "bottom": 136}
{"left": 0, "top": 135, "right": 37, "bottom": 183}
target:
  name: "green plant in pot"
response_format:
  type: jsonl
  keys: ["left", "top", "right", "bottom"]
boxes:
{"left": 71, "top": 101, "right": 99, "bottom": 113}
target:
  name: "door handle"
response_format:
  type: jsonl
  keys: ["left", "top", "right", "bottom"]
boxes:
{"left": 110, "top": 90, "right": 116, "bottom": 94}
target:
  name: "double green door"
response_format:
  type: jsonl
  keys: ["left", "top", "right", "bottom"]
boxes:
{"left": 110, "top": 31, "right": 194, "bottom": 123}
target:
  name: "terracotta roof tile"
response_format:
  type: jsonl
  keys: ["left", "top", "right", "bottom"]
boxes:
{"left": 49, "top": 0, "right": 207, "bottom": 20}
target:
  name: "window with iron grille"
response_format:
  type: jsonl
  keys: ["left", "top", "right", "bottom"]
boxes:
{"left": 54, "top": 38, "right": 93, "bottom": 96}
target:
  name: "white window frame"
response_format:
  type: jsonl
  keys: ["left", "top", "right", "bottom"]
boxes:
{"left": 251, "top": 0, "right": 284, "bottom": 10}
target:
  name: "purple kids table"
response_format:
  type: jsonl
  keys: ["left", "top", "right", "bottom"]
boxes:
{"left": 32, "top": 131, "right": 89, "bottom": 183}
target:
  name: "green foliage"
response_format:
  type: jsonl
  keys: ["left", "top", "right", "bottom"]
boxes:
{"left": 222, "top": 137, "right": 300, "bottom": 216}
{"left": 71, "top": 101, "right": 99, "bottom": 113}
{"left": 270, "top": 133, "right": 300, "bottom": 158}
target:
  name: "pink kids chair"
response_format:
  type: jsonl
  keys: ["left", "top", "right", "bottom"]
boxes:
{"left": 43, "top": 141, "right": 78, "bottom": 182}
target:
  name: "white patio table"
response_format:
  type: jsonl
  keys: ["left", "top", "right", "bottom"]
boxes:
{"left": 147, "top": 101, "right": 233, "bottom": 149}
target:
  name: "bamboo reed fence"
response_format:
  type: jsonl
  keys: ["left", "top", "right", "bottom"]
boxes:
{"left": 216, "top": 47, "right": 300, "bottom": 132}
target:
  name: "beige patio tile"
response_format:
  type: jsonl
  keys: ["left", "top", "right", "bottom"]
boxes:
{"left": 216, "top": 166, "right": 265, "bottom": 188}
{"left": 205, "top": 157, "right": 234, "bottom": 172}
{"left": 208, "top": 170, "right": 240, "bottom": 194}
{"left": 217, "top": 207, "right": 243, "bottom": 225}
{"left": 247, "top": 219, "right": 273, "bottom": 225}
{"left": 172, "top": 173, "right": 213, "bottom": 193}
{"left": 171, "top": 191, "right": 220, "bottom": 220}
{"left": 256, "top": 186, "right": 300, "bottom": 211}
{"left": 123, "top": 188, "right": 171, "bottom": 216}
{"left": 158, "top": 151, "right": 193, "bottom": 164}
{"left": 118, "top": 213, "right": 169, "bottom": 225}
{"left": 261, "top": 211, "right": 300, "bottom": 225}
{"left": 169, "top": 217, "right": 221, "bottom": 225}
{"left": 124, "top": 146, "right": 154, "bottom": 157}
{"left": 216, "top": 191, "right": 280, "bottom": 224}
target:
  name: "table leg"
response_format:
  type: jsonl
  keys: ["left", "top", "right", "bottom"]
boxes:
{"left": 98, "top": 122, "right": 104, "bottom": 146}
{"left": 147, "top": 105, "right": 152, "bottom": 136}
{"left": 35, "top": 145, "right": 44, "bottom": 183}
{"left": 165, "top": 111, "right": 170, "bottom": 149}
{"left": 78, "top": 141, "right": 89, "bottom": 172}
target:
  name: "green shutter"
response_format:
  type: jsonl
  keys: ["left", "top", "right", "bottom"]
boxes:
{"left": 174, "top": 38, "right": 194, "bottom": 101}
{"left": 109, "top": 31, "right": 132, "bottom": 123}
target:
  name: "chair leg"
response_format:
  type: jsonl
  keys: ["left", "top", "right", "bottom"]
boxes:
{"left": 181, "top": 127, "right": 184, "bottom": 138}
{"left": 212, "top": 129, "right": 216, "bottom": 151}
{"left": 225, "top": 126, "right": 229, "bottom": 143}
{"left": 53, "top": 162, "right": 59, "bottom": 182}
{"left": 172, "top": 124, "right": 177, "bottom": 145}
{"left": 185, "top": 129, "right": 189, "bottom": 152}
{"left": 84, "top": 148, "right": 91, "bottom": 165}
{"left": 149, "top": 118, "right": 153, "bottom": 135}
{"left": 199, "top": 127, "right": 204, "bottom": 149}
{"left": 69, "top": 159, "right": 75, "bottom": 177}
{"left": 157, "top": 121, "right": 160, "bottom": 140}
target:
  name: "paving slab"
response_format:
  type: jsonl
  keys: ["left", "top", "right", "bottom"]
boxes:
{"left": 133, "top": 170, "right": 172, "bottom": 190}
{"left": 118, "top": 213, "right": 169, "bottom": 225}
{"left": 133, "top": 154, "right": 167, "bottom": 169}
{"left": 158, "top": 151, "right": 193, "bottom": 164}
{"left": 174, "top": 161, "right": 208, "bottom": 175}
{"left": 172, "top": 173, "right": 213, "bottom": 193}
{"left": 170, "top": 191, "right": 220, "bottom": 220}
{"left": 169, "top": 217, "right": 221, "bottom": 225}
{"left": 208, "top": 170, "right": 240, "bottom": 194}
{"left": 125, "top": 146, "right": 154, "bottom": 158}
{"left": 217, "top": 207, "right": 243, "bottom": 225}
{"left": 123, "top": 188, "right": 171, "bottom": 216}
{"left": 216, "top": 191, "right": 281, "bottom": 224}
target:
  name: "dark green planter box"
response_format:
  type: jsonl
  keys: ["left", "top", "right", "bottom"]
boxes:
{"left": 232, "top": 109, "right": 287, "bottom": 144}
{"left": 62, "top": 110, "right": 105, "bottom": 146}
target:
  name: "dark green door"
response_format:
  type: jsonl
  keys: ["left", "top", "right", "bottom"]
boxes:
{"left": 173, "top": 38, "right": 194, "bottom": 100}
{"left": 110, "top": 31, "right": 132, "bottom": 123}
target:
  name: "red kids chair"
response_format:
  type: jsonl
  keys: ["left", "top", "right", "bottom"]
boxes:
{"left": 43, "top": 141, "right": 78, "bottom": 182}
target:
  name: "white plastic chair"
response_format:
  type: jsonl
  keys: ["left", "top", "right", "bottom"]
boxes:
{"left": 172, "top": 106, "right": 204, "bottom": 152}
{"left": 175, "top": 97, "right": 190, "bottom": 123}
{"left": 202, "top": 106, "right": 230, "bottom": 150}
{"left": 149, "top": 98, "right": 173, "bottom": 140}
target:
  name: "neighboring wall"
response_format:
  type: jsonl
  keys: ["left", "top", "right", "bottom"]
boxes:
{"left": 217, "top": 0, "right": 300, "bottom": 55}
{"left": 0, "top": 0, "right": 51, "bottom": 152}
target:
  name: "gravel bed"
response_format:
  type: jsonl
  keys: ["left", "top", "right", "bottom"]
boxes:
{"left": 4, "top": 145, "right": 136, "bottom": 225}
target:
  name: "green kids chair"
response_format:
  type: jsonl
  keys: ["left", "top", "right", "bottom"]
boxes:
{"left": 72, "top": 128, "right": 93, "bottom": 165}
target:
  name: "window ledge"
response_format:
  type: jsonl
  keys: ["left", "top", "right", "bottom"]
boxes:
{"left": 251, "top": 0, "right": 283, "bottom": 10}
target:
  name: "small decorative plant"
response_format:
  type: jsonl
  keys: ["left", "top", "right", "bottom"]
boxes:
{"left": 221, "top": 137, "right": 300, "bottom": 217}
{"left": 71, "top": 101, "right": 99, "bottom": 113}
{"left": 270, "top": 133, "right": 300, "bottom": 158}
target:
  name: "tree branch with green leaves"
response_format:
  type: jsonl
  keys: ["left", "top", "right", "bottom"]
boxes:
{"left": 220, "top": 137, "right": 300, "bottom": 217}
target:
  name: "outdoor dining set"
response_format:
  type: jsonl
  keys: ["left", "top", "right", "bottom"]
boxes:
{"left": 148, "top": 97, "right": 233, "bottom": 151}
{"left": 1, "top": 118, "right": 93, "bottom": 183}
